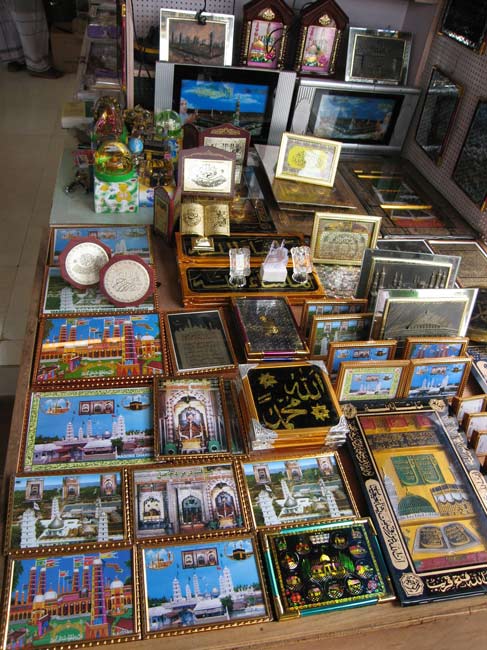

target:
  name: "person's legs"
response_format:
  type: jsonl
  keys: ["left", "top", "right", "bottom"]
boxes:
{"left": 0, "top": 0, "right": 26, "bottom": 67}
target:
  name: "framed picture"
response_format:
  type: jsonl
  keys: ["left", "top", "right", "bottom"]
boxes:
{"left": 140, "top": 536, "right": 270, "bottom": 636}
{"left": 402, "top": 357, "right": 471, "bottom": 400}
{"left": 131, "top": 463, "right": 246, "bottom": 539}
{"left": 427, "top": 240, "right": 487, "bottom": 288}
{"left": 314, "top": 264, "right": 362, "bottom": 299}
{"left": 241, "top": 453, "right": 357, "bottom": 529}
{"left": 463, "top": 411, "right": 487, "bottom": 442}
{"left": 261, "top": 519, "right": 391, "bottom": 619}
{"left": 371, "top": 288, "right": 478, "bottom": 342}
{"left": 159, "top": 9, "right": 234, "bottom": 65}
{"left": 309, "top": 212, "right": 381, "bottom": 265}
{"left": 335, "top": 360, "right": 409, "bottom": 402}
{"left": 198, "top": 123, "right": 250, "bottom": 184}
{"left": 179, "top": 147, "right": 236, "bottom": 197}
{"left": 356, "top": 250, "right": 460, "bottom": 305}
{"left": 347, "top": 404, "right": 487, "bottom": 604}
{"left": 295, "top": 0, "right": 348, "bottom": 76}
{"left": 345, "top": 28, "right": 412, "bottom": 85}
{"left": 232, "top": 297, "right": 308, "bottom": 361}
{"left": 470, "top": 430, "right": 487, "bottom": 456}
{"left": 41, "top": 267, "right": 156, "bottom": 316}
{"left": 309, "top": 313, "right": 373, "bottom": 358}
{"left": 239, "top": 0, "right": 294, "bottom": 69}
{"left": 155, "top": 376, "right": 232, "bottom": 456}
{"left": 326, "top": 340, "right": 397, "bottom": 378}
{"left": 275, "top": 133, "right": 341, "bottom": 188}
{"left": 468, "top": 288, "right": 487, "bottom": 342}
{"left": 239, "top": 361, "right": 343, "bottom": 451}
{"left": 2, "top": 548, "right": 138, "bottom": 648}
{"left": 403, "top": 336, "right": 469, "bottom": 360}
{"left": 440, "top": 0, "right": 487, "bottom": 52}
{"left": 34, "top": 313, "right": 164, "bottom": 384}
{"left": 164, "top": 309, "right": 236, "bottom": 375}
{"left": 6, "top": 470, "right": 128, "bottom": 553}
{"left": 300, "top": 298, "right": 368, "bottom": 339}
{"left": 49, "top": 225, "right": 152, "bottom": 264}
{"left": 415, "top": 67, "right": 462, "bottom": 164}
{"left": 376, "top": 239, "right": 432, "bottom": 254}
{"left": 153, "top": 186, "right": 181, "bottom": 243}
{"left": 451, "top": 393, "right": 487, "bottom": 424}
{"left": 452, "top": 100, "right": 487, "bottom": 210}
{"left": 21, "top": 386, "right": 154, "bottom": 472}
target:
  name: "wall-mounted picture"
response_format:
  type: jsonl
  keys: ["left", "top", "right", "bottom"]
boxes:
{"left": 452, "top": 100, "right": 487, "bottom": 210}
{"left": 50, "top": 225, "right": 152, "bottom": 264}
{"left": 415, "top": 67, "right": 462, "bottom": 164}
{"left": 427, "top": 240, "right": 487, "bottom": 288}
{"left": 335, "top": 360, "right": 409, "bottom": 402}
{"left": 34, "top": 313, "right": 163, "bottom": 383}
{"left": 300, "top": 299, "right": 368, "bottom": 338}
{"left": 41, "top": 267, "right": 155, "bottom": 315}
{"left": 159, "top": 9, "right": 234, "bottom": 65}
{"left": 132, "top": 464, "right": 245, "bottom": 539}
{"left": 309, "top": 212, "right": 381, "bottom": 265}
{"left": 7, "top": 470, "right": 126, "bottom": 552}
{"left": 164, "top": 309, "right": 236, "bottom": 374}
{"left": 3, "top": 549, "right": 138, "bottom": 648}
{"left": 22, "top": 386, "right": 154, "bottom": 472}
{"left": 241, "top": 453, "right": 356, "bottom": 528}
{"left": 156, "top": 376, "right": 230, "bottom": 456}
{"left": 309, "top": 313, "right": 373, "bottom": 357}
{"left": 326, "top": 340, "right": 397, "bottom": 377}
{"left": 275, "top": 133, "right": 341, "bottom": 188}
{"left": 440, "top": 0, "right": 487, "bottom": 51}
{"left": 345, "top": 28, "right": 412, "bottom": 85}
{"left": 403, "top": 357, "right": 471, "bottom": 400}
{"left": 239, "top": 0, "right": 294, "bottom": 69}
{"left": 403, "top": 336, "right": 469, "bottom": 360}
{"left": 141, "top": 537, "right": 269, "bottom": 635}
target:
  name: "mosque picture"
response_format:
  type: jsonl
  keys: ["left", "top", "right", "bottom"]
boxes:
{"left": 43, "top": 268, "right": 154, "bottom": 316}
{"left": 35, "top": 314, "right": 163, "bottom": 383}
{"left": 157, "top": 378, "right": 229, "bottom": 456}
{"left": 5, "top": 549, "right": 136, "bottom": 649}
{"left": 132, "top": 464, "right": 244, "bottom": 539}
{"left": 51, "top": 226, "right": 152, "bottom": 264}
{"left": 242, "top": 454, "right": 356, "bottom": 528}
{"left": 8, "top": 472, "right": 125, "bottom": 551}
{"left": 359, "top": 411, "right": 487, "bottom": 571}
{"left": 23, "top": 387, "right": 154, "bottom": 472}
{"left": 142, "top": 537, "right": 267, "bottom": 634}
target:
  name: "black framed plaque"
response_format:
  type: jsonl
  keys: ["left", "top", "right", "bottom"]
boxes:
{"left": 452, "top": 100, "right": 487, "bottom": 210}
{"left": 440, "top": 0, "right": 487, "bottom": 52}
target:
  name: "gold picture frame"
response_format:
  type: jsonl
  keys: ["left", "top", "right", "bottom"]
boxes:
{"left": 326, "top": 339, "right": 397, "bottom": 378}
{"left": 309, "top": 313, "right": 373, "bottom": 358}
{"left": 335, "top": 360, "right": 409, "bottom": 402}
{"left": 402, "top": 336, "right": 469, "bottom": 360}
{"left": 310, "top": 212, "right": 381, "bottom": 265}
{"left": 402, "top": 357, "right": 472, "bottom": 400}
{"left": 275, "top": 132, "right": 341, "bottom": 187}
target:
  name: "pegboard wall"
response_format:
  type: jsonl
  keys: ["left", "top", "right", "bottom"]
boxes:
{"left": 403, "top": 0, "right": 487, "bottom": 238}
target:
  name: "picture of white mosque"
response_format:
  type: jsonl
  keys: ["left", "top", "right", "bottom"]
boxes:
{"left": 9, "top": 472, "right": 124, "bottom": 551}
{"left": 143, "top": 538, "right": 267, "bottom": 632}
{"left": 242, "top": 455, "right": 355, "bottom": 527}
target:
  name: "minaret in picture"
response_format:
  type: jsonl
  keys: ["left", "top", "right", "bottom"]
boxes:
{"left": 97, "top": 511, "right": 109, "bottom": 542}
{"left": 86, "top": 558, "right": 110, "bottom": 639}
{"left": 27, "top": 566, "right": 37, "bottom": 602}
{"left": 20, "top": 509, "right": 37, "bottom": 549}
{"left": 51, "top": 497, "right": 60, "bottom": 520}
{"left": 86, "top": 419, "right": 93, "bottom": 438}
{"left": 173, "top": 577, "right": 182, "bottom": 602}
{"left": 72, "top": 568, "right": 80, "bottom": 592}
{"left": 59, "top": 286, "right": 74, "bottom": 311}
{"left": 193, "top": 574, "right": 200, "bottom": 598}
{"left": 38, "top": 567, "right": 47, "bottom": 595}
{"left": 219, "top": 566, "right": 234, "bottom": 596}
{"left": 59, "top": 323, "right": 68, "bottom": 342}
{"left": 185, "top": 583, "right": 192, "bottom": 600}
{"left": 319, "top": 480, "right": 340, "bottom": 518}
{"left": 122, "top": 320, "right": 138, "bottom": 365}
{"left": 66, "top": 421, "right": 75, "bottom": 442}
{"left": 68, "top": 324, "right": 77, "bottom": 341}
{"left": 257, "top": 490, "right": 280, "bottom": 526}
{"left": 82, "top": 564, "right": 90, "bottom": 591}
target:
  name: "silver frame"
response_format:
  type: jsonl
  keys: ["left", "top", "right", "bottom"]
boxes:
{"left": 345, "top": 28, "right": 412, "bottom": 85}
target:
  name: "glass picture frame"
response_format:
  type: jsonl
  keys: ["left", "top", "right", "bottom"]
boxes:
{"left": 198, "top": 123, "right": 251, "bottom": 184}
{"left": 335, "top": 360, "right": 409, "bottom": 402}
{"left": 239, "top": 0, "right": 294, "bottom": 70}
{"left": 179, "top": 146, "right": 236, "bottom": 198}
{"left": 159, "top": 8, "right": 235, "bottom": 65}
{"left": 452, "top": 100, "right": 487, "bottom": 210}
{"left": 309, "top": 213, "right": 381, "bottom": 265}
{"left": 402, "top": 357, "right": 471, "bottom": 400}
{"left": 21, "top": 386, "right": 155, "bottom": 473}
{"left": 275, "top": 132, "right": 341, "bottom": 188}
{"left": 415, "top": 67, "right": 462, "bottom": 164}
{"left": 462, "top": 411, "right": 487, "bottom": 442}
{"left": 427, "top": 240, "right": 487, "bottom": 288}
{"left": 345, "top": 28, "right": 412, "bottom": 85}
{"left": 33, "top": 313, "right": 164, "bottom": 384}
{"left": 140, "top": 536, "right": 270, "bottom": 636}
{"left": 403, "top": 336, "right": 469, "bottom": 360}
{"left": 451, "top": 393, "right": 487, "bottom": 424}
{"left": 131, "top": 462, "right": 247, "bottom": 539}
{"left": 241, "top": 453, "right": 357, "bottom": 529}
{"left": 164, "top": 309, "right": 237, "bottom": 375}
{"left": 6, "top": 470, "right": 128, "bottom": 553}
{"left": 155, "top": 376, "right": 232, "bottom": 457}
{"left": 440, "top": 0, "right": 487, "bottom": 52}
{"left": 347, "top": 403, "right": 487, "bottom": 604}
{"left": 300, "top": 298, "right": 368, "bottom": 339}
{"left": 467, "top": 288, "right": 487, "bottom": 342}
{"left": 326, "top": 340, "right": 397, "bottom": 378}
{"left": 309, "top": 313, "right": 373, "bottom": 358}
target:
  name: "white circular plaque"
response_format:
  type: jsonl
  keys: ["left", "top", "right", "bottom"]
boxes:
{"left": 100, "top": 256, "right": 155, "bottom": 306}
{"left": 60, "top": 238, "right": 111, "bottom": 289}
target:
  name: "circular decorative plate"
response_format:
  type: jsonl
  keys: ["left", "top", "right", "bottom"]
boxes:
{"left": 99, "top": 254, "right": 155, "bottom": 307}
{"left": 59, "top": 237, "right": 111, "bottom": 289}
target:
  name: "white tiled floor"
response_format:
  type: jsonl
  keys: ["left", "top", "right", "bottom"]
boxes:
{"left": 0, "top": 66, "right": 77, "bottom": 394}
